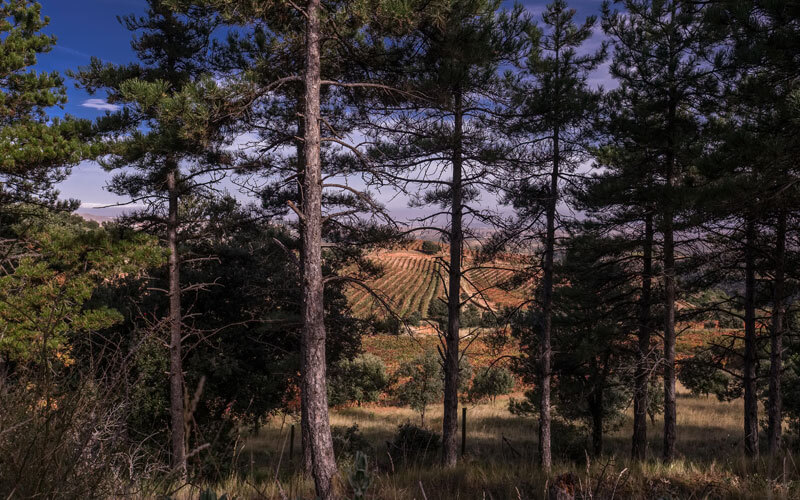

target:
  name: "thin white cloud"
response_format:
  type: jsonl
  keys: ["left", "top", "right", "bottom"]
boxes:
{"left": 54, "top": 45, "right": 93, "bottom": 60}
{"left": 81, "top": 99, "right": 121, "bottom": 112}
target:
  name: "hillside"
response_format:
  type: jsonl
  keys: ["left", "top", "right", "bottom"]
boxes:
{"left": 345, "top": 240, "right": 536, "bottom": 320}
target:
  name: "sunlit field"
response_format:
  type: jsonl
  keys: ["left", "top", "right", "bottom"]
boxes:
{"left": 166, "top": 384, "right": 799, "bottom": 500}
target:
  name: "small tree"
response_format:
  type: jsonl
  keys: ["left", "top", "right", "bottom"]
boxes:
{"left": 393, "top": 350, "right": 442, "bottom": 427}
{"left": 393, "top": 350, "right": 473, "bottom": 426}
{"left": 328, "top": 354, "right": 389, "bottom": 407}
{"left": 420, "top": 241, "right": 440, "bottom": 255}
{"left": 467, "top": 367, "right": 515, "bottom": 404}
{"left": 511, "top": 234, "right": 635, "bottom": 456}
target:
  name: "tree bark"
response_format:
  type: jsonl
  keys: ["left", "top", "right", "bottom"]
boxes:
{"left": 662, "top": 76, "right": 678, "bottom": 461}
{"left": 296, "top": 105, "right": 313, "bottom": 478}
{"left": 632, "top": 213, "right": 653, "bottom": 460}
{"left": 591, "top": 390, "right": 604, "bottom": 457}
{"left": 167, "top": 167, "right": 186, "bottom": 479}
{"left": 662, "top": 159, "right": 678, "bottom": 464}
{"left": 768, "top": 211, "right": 786, "bottom": 455}
{"left": 743, "top": 216, "right": 759, "bottom": 458}
{"left": 442, "top": 88, "right": 463, "bottom": 468}
{"left": 301, "top": 0, "right": 337, "bottom": 497}
{"left": 538, "top": 121, "right": 559, "bottom": 471}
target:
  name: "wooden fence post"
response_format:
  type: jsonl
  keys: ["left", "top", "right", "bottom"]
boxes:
{"left": 461, "top": 407, "right": 467, "bottom": 456}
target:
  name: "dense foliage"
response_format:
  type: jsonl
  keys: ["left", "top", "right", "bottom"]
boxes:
{"left": 2, "top": 0, "right": 800, "bottom": 497}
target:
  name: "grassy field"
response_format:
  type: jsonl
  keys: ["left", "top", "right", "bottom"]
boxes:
{"left": 175, "top": 382, "right": 799, "bottom": 500}
{"left": 167, "top": 332, "right": 800, "bottom": 499}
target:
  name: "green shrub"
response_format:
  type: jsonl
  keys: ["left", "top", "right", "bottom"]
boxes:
{"left": 328, "top": 354, "right": 389, "bottom": 407}
{"left": 331, "top": 424, "right": 372, "bottom": 460}
{"left": 467, "top": 366, "right": 515, "bottom": 403}
{"left": 393, "top": 350, "right": 472, "bottom": 425}
{"left": 390, "top": 422, "right": 441, "bottom": 462}
{"left": 421, "top": 240, "right": 440, "bottom": 254}
{"left": 347, "top": 451, "right": 372, "bottom": 500}
{"left": 374, "top": 315, "right": 402, "bottom": 334}
{"left": 427, "top": 299, "right": 447, "bottom": 326}
{"left": 461, "top": 303, "right": 483, "bottom": 328}
{"left": 392, "top": 350, "right": 443, "bottom": 427}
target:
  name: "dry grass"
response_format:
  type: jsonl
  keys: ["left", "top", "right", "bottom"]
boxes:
{"left": 172, "top": 385, "right": 799, "bottom": 499}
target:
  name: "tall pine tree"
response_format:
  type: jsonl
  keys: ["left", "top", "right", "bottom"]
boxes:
{"left": 580, "top": 70, "right": 665, "bottom": 461}
{"left": 602, "top": 0, "right": 718, "bottom": 462}
{"left": 709, "top": 0, "right": 800, "bottom": 456}
{"left": 72, "top": 0, "right": 231, "bottom": 477}
{"left": 172, "top": 1, "right": 439, "bottom": 495}
{"left": 366, "top": 0, "right": 528, "bottom": 467}
{"left": 504, "top": 0, "right": 604, "bottom": 469}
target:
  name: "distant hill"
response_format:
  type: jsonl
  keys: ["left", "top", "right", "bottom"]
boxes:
{"left": 346, "top": 240, "right": 535, "bottom": 320}
{"left": 76, "top": 211, "right": 116, "bottom": 224}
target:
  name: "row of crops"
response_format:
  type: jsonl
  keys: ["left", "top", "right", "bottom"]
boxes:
{"left": 345, "top": 244, "right": 536, "bottom": 320}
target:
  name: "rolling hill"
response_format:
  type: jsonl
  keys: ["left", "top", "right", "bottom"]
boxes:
{"left": 345, "top": 240, "right": 536, "bottom": 320}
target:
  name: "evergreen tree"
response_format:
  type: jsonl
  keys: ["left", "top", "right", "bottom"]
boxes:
{"left": 512, "top": 234, "right": 636, "bottom": 457}
{"left": 708, "top": 0, "right": 800, "bottom": 456}
{"left": 504, "top": 0, "right": 605, "bottom": 469}
{"left": 0, "top": 0, "right": 92, "bottom": 225}
{"left": 171, "top": 1, "right": 439, "bottom": 496}
{"left": 72, "top": 0, "right": 231, "bottom": 477}
{"left": 580, "top": 88, "right": 661, "bottom": 459}
{"left": 367, "top": 0, "right": 528, "bottom": 467}
{"left": 602, "top": 0, "right": 719, "bottom": 462}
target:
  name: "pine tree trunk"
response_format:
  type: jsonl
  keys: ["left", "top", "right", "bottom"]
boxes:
{"left": 442, "top": 88, "right": 463, "bottom": 468}
{"left": 743, "top": 216, "right": 759, "bottom": 458}
{"left": 632, "top": 213, "right": 653, "bottom": 460}
{"left": 296, "top": 106, "right": 313, "bottom": 478}
{"left": 662, "top": 167, "right": 677, "bottom": 463}
{"left": 592, "top": 390, "right": 604, "bottom": 457}
{"left": 167, "top": 168, "right": 186, "bottom": 479}
{"left": 301, "top": 0, "right": 337, "bottom": 496}
{"left": 301, "top": 403, "right": 312, "bottom": 476}
{"left": 539, "top": 123, "right": 559, "bottom": 471}
{"left": 768, "top": 211, "right": 786, "bottom": 455}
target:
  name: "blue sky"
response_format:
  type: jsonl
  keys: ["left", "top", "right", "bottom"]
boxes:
{"left": 36, "top": 0, "right": 609, "bottom": 216}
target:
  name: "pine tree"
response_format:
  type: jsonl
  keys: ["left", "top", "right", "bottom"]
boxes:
{"left": 366, "top": 0, "right": 528, "bottom": 467}
{"left": 0, "top": 0, "right": 92, "bottom": 219}
{"left": 504, "top": 0, "right": 605, "bottom": 470}
{"left": 709, "top": 0, "right": 800, "bottom": 457}
{"left": 580, "top": 72, "right": 665, "bottom": 461}
{"left": 72, "top": 0, "right": 231, "bottom": 477}
{"left": 602, "top": 0, "right": 719, "bottom": 462}
{"left": 172, "top": 1, "right": 437, "bottom": 495}
{"left": 511, "top": 233, "right": 636, "bottom": 457}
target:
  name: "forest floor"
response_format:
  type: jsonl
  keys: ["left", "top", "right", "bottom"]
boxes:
{"left": 183, "top": 384, "right": 799, "bottom": 500}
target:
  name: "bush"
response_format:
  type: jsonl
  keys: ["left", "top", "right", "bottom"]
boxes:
{"left": 679, "top": 351, "right": 739, "bottom": 400}
{"left": 421, "top": 240, "right": 440, "bottom": 254}
{"left": 393, "top": 350, "right": 473, "bottom": 425}
{"left": 467, "top": 366, "right": 515, "bottom": 403}
{"left": 374, "top": 315, "right": 401, "bottom": 334}
{"left": 427, "top": 299, "right": 447, "bottom": 327}
{"left": 390, "top": 422, "right": 441, "bottom": 462}
{"left": 331, "top": 424, "right": 372, "bottom": 461}
{"left": 0, "top": 367, "right": 157, "bottom": 498}
{"left": 392, "top": 350, "right": 443, "bottom": 427}
{"left": 406, "top": 310, "right": 422, "bottom": 327}
{"left": 426, "top": 299, "right": 484, "bottom": 330}
{"left": 461, "top": 303, "right": 483, "bottom": 328}
{"left": 328, "top": 354, "right": 389, "bottom": 407}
